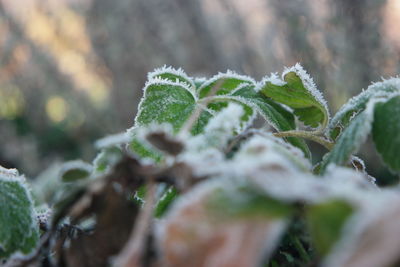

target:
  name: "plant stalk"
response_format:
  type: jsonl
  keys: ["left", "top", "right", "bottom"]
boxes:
{"left": 273, "top": 130, "right": 334, "bottom": 150}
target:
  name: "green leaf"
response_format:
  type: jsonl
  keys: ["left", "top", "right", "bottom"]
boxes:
{"left": 328, "top": 78, "right": 400, "bottom": 140}
{"left": 259, "top": 64, "right": 329, "bottom": 129}
{"left": 372, "top": 95, "right": 400, "bottom": 172}
{"left": 198, "top": 71, "right": 255, "bottom": 98}
{"left": 194, "top": 77, "right": 207, "bottom": 90}
{"left": 131, "top": 79, "right": 196, "bottom": 159}
{"left": 210, "top": 100, "right": 254, "bottom": 127}
{"left": 209, "top": 186, "right": 294, "bottom": 219}
{"left": 129, "top": 137, "right": 164, "bottom": 162}
{"left": 135, "top": 82, "right": 196, "bottom": 132}
{"left": 319, "top": 107, "right": 374, "bottom": 173}
{"left": 93, "top": 147, "right": 123, "bottom": 173}
{"left": 154, "top": 186, "right": 178, "bottom": 218}
{"left": 232, "top": 85, "right": 311, "bottom": 158}
{"left": 192, "top": 72, "right": 257, "bottom": 133}
{"left": 306, "top": 199, "right": 354, "bottom": 256}
{"left": 60, "top": 160, "right": 92, "bottom": 182}
{"left": 147, "top": 66, "right": 195, "bottom": 92}
{"left": 0, "top": 172, "right": 39, "bottom": 258}
{"left": 190, "top": 109, "right": 213, "bottom": 135}
{"left": 234, "top": 134, "right": 311, "bottom": 173}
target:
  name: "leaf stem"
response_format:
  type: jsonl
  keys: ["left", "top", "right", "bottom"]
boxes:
{"left": 290, "top": 235, "right": 311, "bottom": 264}
{"left": 273, "top": 130, "right": 334, "bottom": 150}
{"left": 179, "top": 80, "right": 224, "bottom": 134}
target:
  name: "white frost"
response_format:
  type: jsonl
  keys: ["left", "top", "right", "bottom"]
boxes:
{"left": 327, "top": 77, "right": 400, "bottom": 136}
{"left": 59, "top": 160, "right": 93, "bottom": 179}
{"left": 148, "top": 65, "right": 195, "bottom": 90}
{"left": 0, "top": 165, "right": 19, "bottom": 178}
{"left": 198, "top": 70, "right": 256, "bottom": 96}
{"left": 94, "top": 132, "right": 130, "bottom": 150}
{"left": 282, "top": 63, "right": 329, "bottom": 113}
{"left": 134, "top": 77, "right": 197, "bottom": 129}
{"left": 257, "top": 63, "right": 330, "bottom": 125}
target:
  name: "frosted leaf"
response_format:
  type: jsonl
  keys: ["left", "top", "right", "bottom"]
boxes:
{"left": 154, "top": 186, "right": 178, "bottom": 218}
{"left": 59, "top": 160, "right": 93, "bottom": 182}
{"left": 0, "top": 165, "right": 19, "bottom": 178}
{"left": 128, "top": 123, "right": 185, "bottom": 162}
{"left": 327, "top": 77, "right": 400, "bottom": 139}
{"left": 197, "top": 95, "right": 256, "bottom": 134}
{"left": 198, "top": 102, "right": 244, "bottom": 150}
{"left": 140, "top": 123, "right": 184, "bottom": 156}
{"left": 36, "top": 205, "right": 52, "bottom": 228}
{"left": 177, "top": 103, "right": 245, "bottom": 177}
{"left": 131, "top": 76, "right": 196, "bottom": 160}
{"left": 0, "top": 170, "right": 39, "bottom": 258}
{"left": 193, "top": 77, "right": 207, "bottom": 90}
{"left": 94, "top": 132, "right": 130, "bottom": 150}
{"left": 282, "top": 63, "right": 329, "bottom": 114}
{"left": 178, "top": 147, "right": 225, "bottom": 178}
{"left": 198, "top": 70, "right": 256, "bottom": 98}
{"left": 258, "top": 63, "right": 330, "bottom": 129}
{"left": 147, "top": 65, "right": 196, "bottom": 97}
{"left": 320, "top": 97, "right": 387, "bottom": 173}
{"left": 322, "top": 192, "right": 400, "bottom": 267}
{"left": 30, "top": 163, "right": 63, "bottom": 204}
{"left": 156, "top": 178, "right": 288, "bottom": 267}
{"left": 135, "top": 78, "right": 196, "bottom": 132}
{"left": 229, "top": 158, "right": 375, "bottom": 206}
{"left": 372, "top": 94, "right": 400, "bottom": 172}
{"left": 132, "top": 123, "right": 174, "bottom": 142}
{"left": 230, "top": 134, "right": 311, "bottom": 175}
{"left": 204, "top": 102, "right": 243, "bottom": 132}
{"left": 93, "top": 147, "right": 123, "bottom": 173}
{"left": 229, "top": 84, "right": 311, "bottom": 158}
{"left": 306, "top": 199, "right": 355, "bottom": 256}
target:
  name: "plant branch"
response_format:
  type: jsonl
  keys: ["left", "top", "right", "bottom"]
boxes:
{"left": 273, "top": 130, "right": 334, "bottom": 150}
{"left": 113, "top": 177, "right": 157, "bottom": 267}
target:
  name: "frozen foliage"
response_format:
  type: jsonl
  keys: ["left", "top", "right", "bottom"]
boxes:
{"left": 320, "top": 95, "right": 397, "bottom": 173}
{"left": 257, "top": 63, "right": 330, "bottom": 129}
{"left": 0, "top": 166, "right": 39, "bottom": 259}
{"left": 7, "top": 65, "right": 400, "bottom": 266}
{"left": 59, "top": 160, "right": 93, "bottom": 182}
{"left": 259, "top": 72, "right": 286, "bottom": 87}
{"left": 0, "top": 165, "right": 19, "bottom": 178}
{"left": 94, "top": 132, "right": 130, "bottom": 150}
{"left": 156, "top": 178, "right": 288, "bottom": 267}
{"left": 147, "top": 65, "right": 196, "bottom": 94}
{"left": 198, "top": 69, "right": 256, "bottom": 98}
{"left": 189, "top": 102, "right": 244, "bottom": 150}
{"left": 327, "top": 77, "right": 400, "bottom": 137}
{"left": 176, "top": 103, "right": 247, "bottom": 177}
{"left": 282, "top": 63, "right": 330, "bottom": 115}
{"left": 92, "top": 147, "right": 123, "bottom": 173}
{"left": 134, "top": 77, "right": 196, "bottom": 134}
{"left": 230, "top": 134, "right": 311, "bottom": 175}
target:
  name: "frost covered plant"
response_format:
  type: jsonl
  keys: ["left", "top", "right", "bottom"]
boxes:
{"left": 2, "top": 64, "right": 400, "bottom": 267}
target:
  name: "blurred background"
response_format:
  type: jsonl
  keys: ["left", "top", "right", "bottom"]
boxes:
{"left": 0, "top": 0, "right": 398, "bottom": 183}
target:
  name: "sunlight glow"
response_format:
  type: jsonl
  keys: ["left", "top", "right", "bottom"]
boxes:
{"left": 46, "top": 96, "right": 68, "bottom": 123}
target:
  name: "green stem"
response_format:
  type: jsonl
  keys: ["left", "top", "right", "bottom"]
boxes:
{"left": 273, "top": 130, "right": 334, "bottom": 150}
{"left": 290, "top": 235, "right": 311, "bottom": 264}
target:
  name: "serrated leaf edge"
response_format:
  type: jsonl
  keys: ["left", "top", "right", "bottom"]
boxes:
{"left": 198, "top": 70, "right": 256, "bottom": 97}
{"left": 257, "top": 63, "right": 330, "bottom": 129}
{"left": 327, "top": 77, "right": 400, "bottom": 138}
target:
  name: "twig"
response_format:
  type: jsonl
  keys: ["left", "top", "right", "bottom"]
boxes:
{"left": 113, "top": 177, "right": 157, "bottom": 267}
{"left": 179, "top": 80, "right": 223, "bottom": 135}
{"left": 273, "top": 130, "right": 334, "bottom": 150}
